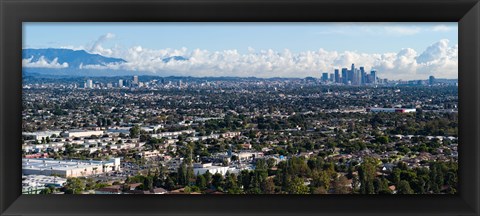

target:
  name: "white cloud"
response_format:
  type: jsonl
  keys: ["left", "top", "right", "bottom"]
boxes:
{"left": 22, "top": 56, "right": 69, "bottom": 69}
{"left": 432, "top": 25, "right": 452, "bottom": 32}
{"left": 59, "top": 45, "right": 86, "bottom": 51}
{"left": 58, "top": 38, "right": 457, "bottom": 80}
{"left": 383, "top": 26, "right": 422, "bottom": 36}
{"left": 89, "top": 33, "right": 116, "bottom": 56}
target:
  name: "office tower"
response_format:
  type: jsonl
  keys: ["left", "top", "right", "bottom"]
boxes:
{"left": 133, "top": 76, "right": 139, "bottom": 84}
{"left": 107, "top": 83, "right": 113, "bottom": 88}
{"left": 360, "top": 67, "right": 365, "bottom": 84}
{"left": 429, "top": 75, "right": 435, "bottom": 85}
{"left": 118, "top": 79, "right": 123, "bottom": 88}
{"left": 341, "top": 68, "right": 348, "bottom": 84}
{"left": 356, "top": 68, "right": 362, "bottom": 85}
{"left": 365, "top": 74, "right": 371, "bottom": 84}
{"left": 347, "top": 69, "right": 354, "bottom": 84}
{"left": 370, "top": 70, "right": 377, "bottom": 84}
{"left": 334, "top": 69, "right": 340, "bottom": 83}
{"left": 322, "top": 73, "right": 329, "bottom": 82}
{"left": 87, "top": 79, "right": 93, "bottom": 89}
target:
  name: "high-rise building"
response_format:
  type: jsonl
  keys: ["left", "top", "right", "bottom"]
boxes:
{"left": 370, "top": 70, "right": 377, "bottom": 84}
{"left": 87, "top": 79, "right": 93, "bottom": 89}
{"left": 133, "top": 76, "right": 139, "bottom": 84}
{"left": 334, "top": 69, "right": 340, "bottom": 83}
{"left": 118, "top": 79, "right": 124, "bottom": 88}
{"left": 347, "top": 69, "right": 354, "bottom": 84}
{"left": 321, "top": 73, "right": 329, "bottom": 82}
{"left": 359, "top": 67, "right": 365, "bottom": 85}
{"left": 429, "top": 75, "right": 435, "bottom": 85}
{"left": 341, "top": 68, "right": 348, "bottom": 84}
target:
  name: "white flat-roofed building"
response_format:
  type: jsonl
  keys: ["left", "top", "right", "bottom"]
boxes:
{"left": 23, "top": 142, "right": 66, "bottom": 153}
{"left": 141, "top": 125, "right": 164, "bottom": 133}
{"left": 22, "top": 131, "right": 62, "bottom": 141}
{"left": 151, "top": 130, "right": 195, "bottom": 139}
{"left": 106, "top": 127, "right": 131, "bottom": 134}
{"left": 61, "top": 129, "right": 104, "bottom": 138}
{"left": 22, "top": 174, "right": 67, "bottom": 194}
{"left": 22, "top": 158, "right": 121, "bottom": 178}
{"left": 193, "top": 163, "right": 230, "bottom": 176}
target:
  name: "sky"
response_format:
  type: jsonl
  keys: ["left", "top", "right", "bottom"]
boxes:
{"left": 23, "top": 22, "right": 458, "bottom": 80}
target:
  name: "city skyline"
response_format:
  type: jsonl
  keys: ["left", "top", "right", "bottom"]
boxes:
{"left": 23, "top": 22, "right": 458, "bottom": 80}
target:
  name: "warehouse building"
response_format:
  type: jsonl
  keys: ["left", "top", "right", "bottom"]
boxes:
{"left": 22, "top": 131, "right": 62, "bottom": 141}
{"left": 22, "top": 158, "right": 121, "bottom": 178}
{"left": 22, "top": 174, "right": 67, "bottom": 194}
{"left": 61, "top": 129, "right": 104, "bottom": 138}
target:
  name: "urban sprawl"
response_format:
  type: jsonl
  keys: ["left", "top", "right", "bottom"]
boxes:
{"left": 22, "top": 64, "right": 458, "bottom": 195}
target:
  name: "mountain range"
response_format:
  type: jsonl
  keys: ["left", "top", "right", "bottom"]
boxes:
{"left": 22, "top": 48, "right": 189, "bottom": 77}
{"left": 23, "top": 48, "right": 127, "bottom": 68}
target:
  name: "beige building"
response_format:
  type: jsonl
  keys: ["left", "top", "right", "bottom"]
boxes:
{"left": 22, "top": 158, "right": 121, "bottom": 178}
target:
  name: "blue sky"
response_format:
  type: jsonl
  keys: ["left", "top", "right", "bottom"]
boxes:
{"left": 24, "top": 22, "right": 457, "bottom": 54}
{"left": 22, "top": 22, "right": 458, "bottom": 79}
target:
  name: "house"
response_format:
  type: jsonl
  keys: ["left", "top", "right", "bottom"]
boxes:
{"left": 95, "top": 185, "right": 122, "bottom": 194}
{"left": 151, "top": 187, "right": 168, "bottom": 194}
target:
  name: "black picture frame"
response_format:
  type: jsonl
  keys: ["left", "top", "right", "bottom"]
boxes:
{"left": 1, "top": 0, "right": 479, "bottom": 215}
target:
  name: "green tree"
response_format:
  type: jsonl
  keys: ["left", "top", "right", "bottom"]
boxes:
{"left": 129, "top": 125, "right": 141, "bottom": 138}
{"left": 286, "top": 177, "right": 309, "bottom": 194}
{"left": 196, "top": 175, "right": 207, "bottom": 190}
{"left": 397, "top": 180, "right": 414, "bottom": 194}
{"left": 203, "top": 170, "right": 213, "bottom": 188}
{"left": 261, "top": 178, "right": 276, "bottom": 194}
{"left": 358, "top": 157, "right": 378, "bottom": 194}
{"left": 64, "top": 178, "right": 86, "bottom": 194}
{"left": 224, "top": 172, "right": 241, "bottom": 194}
{"left": 212, "top": 173, "right": 224, "bottom": 190}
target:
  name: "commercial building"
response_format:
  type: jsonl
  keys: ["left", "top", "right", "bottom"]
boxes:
{"left": 193, "top": 163, "right": 230, "bottom": 176}
{"left": 22, "top": 158, "right": 121, "bottom": 178}
{"left": 341, "top": 68, "right": 348, "bottom": 84}
{"left": 61, "top": 129, "right": 104, "bottom": 138}
{"left": 87, "top": 79, "right": 93, "bottom": 89}
{"left": 370, "top": 70, "right": 377, "bottom": 84}
{"left": 334, "top": 69, "right": 340, "bottom": 83}
{"left": 22, "top": 131, "right": 62, "bottom": 141}
{"left": 22, "top": 174, "right": 67, "bottom": 194}
{"left": 321, "top": 73, "right": 329, "bottom": 82}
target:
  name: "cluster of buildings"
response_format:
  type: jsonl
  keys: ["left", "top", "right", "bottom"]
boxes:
{"left": 367, "top": 107, "right": 417, "bottom": 113}
{"left": 22, "top": 174, "right": 67, "bottom": 194}
{"left": 321, "top": 64, "right": 381, "bottom": 85}
{"left": 84, "top": 76, "right": 143, "bottom": 89}
{"left": 83, "top": 75, "right": 188, "bottom": 89}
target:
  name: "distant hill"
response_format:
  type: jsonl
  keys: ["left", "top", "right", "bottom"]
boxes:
{"left": 22, "top": 48, "right": 126, "bottom": 69}
{"left": 162, "top": 56, "right": 188, "bottom": 63}
{"left": 22, "top": 48, "right": 192, "bottom": 77}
